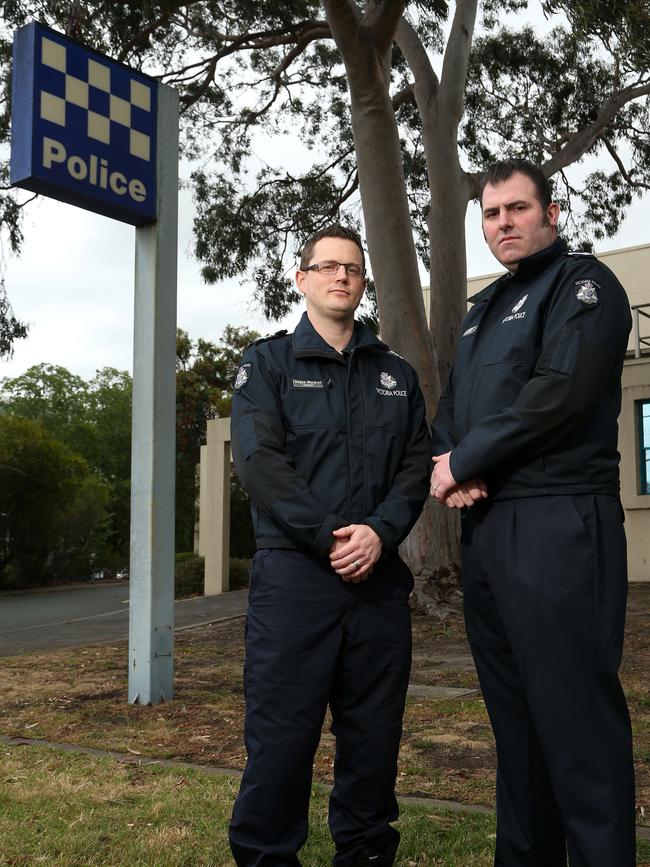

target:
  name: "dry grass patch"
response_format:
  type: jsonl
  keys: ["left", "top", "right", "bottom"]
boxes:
{"left": 0, "top": 586, "right": 649, "bottom": 825}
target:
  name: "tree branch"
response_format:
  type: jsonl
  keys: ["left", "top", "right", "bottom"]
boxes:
{"left": 0, "top": 189, "right": 38, "bottom": 210}
{"left": 391, "top": 83, "right": 415, "bottom": 111}
{"left": 603, "top": 135, "right": 650, "bottom": 191}
{"left": 322, "top": 0, "right": 363, "bottom": 60}
{"left": 543, "top": 80, "right": 650, "bottom": 177}
{"left": 395, "top": 17, "right": 438, "bottom": 101}
{"left": 179, "top": 55, "right": 219, "bottom": 108}
{"left": 365, "top": 0, "right": 408, "bottom": 56}
{"left": 270, "top": 25, "right": 332, "bottom": 84}
{"left": 117, "top": 0, "right": 203, "bottom": 62}
{"left": 439, "top": 0, "right": 479, "bottom": 124}
{"left": 326, "top": 167, "right": 360, "bottom": 217}
{"left": 177, "top": 20, "right": 330, "bottom": 109}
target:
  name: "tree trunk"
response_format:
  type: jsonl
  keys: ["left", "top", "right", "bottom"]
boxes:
{"left": 403, "top": 495, "right": 463, "bottom": 614}
{"left": 396, "top": 1, "right": 479, "bottom": 610}
{"left": 325, "top": 2, "right": 474, "bottom": 612}
{"left": 324, "top": 2, "right": 440, "bottom": 419}
{"left": 404, "top": 136, "right": 472, "bottom": 611}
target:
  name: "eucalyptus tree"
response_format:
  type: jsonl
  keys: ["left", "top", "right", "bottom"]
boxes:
{"left": 1, "top": 0, "right": 648, "bottom": 602}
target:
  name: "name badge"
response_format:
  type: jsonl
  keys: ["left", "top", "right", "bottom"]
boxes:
{"left": 292, "top": 379, "right": 324, "bottom": 389}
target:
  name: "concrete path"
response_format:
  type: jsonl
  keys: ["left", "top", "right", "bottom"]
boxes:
{"left": 0, "top": 584, "right": 248, "bottom": 657}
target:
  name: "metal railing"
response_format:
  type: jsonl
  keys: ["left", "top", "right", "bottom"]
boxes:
{"left": 632, "top": 303, "right": 650, "bottom": 359}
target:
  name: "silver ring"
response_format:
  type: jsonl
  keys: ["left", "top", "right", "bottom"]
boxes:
{"left": 352, "top": 560, "right": 361, "bottom": 570}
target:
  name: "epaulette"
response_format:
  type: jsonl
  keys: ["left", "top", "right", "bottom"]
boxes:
{"left": 249, "top": 329, "right": 288, "bottom": 347}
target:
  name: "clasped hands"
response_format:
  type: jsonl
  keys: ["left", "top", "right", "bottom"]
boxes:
{"left": 430, "top": 451, "right": 487, "bottom": 509}
{"left": 329, "top": 523, "right": 382, "bottom": 584}
{"left": 326, "top": 452, "right": 485, "bottom": 584}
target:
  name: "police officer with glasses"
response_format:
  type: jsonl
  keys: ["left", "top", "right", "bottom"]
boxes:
{"left": 229, "top": 224, "right": 431, "bottom": 867}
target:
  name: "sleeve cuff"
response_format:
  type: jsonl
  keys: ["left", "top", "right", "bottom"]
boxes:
{"left": 449, "top": 449, "right": 468, "bottom": 485}
{"left": 311, "top": 513, "right": 347, "bottom": 558}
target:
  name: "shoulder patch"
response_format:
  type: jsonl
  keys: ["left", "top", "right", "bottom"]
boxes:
{"left": 234, "top": 363, "right": 252, "bottom": 391}
{"left": 575, "top": 279, "right": 600, "bottom": 306}
{"left": 250, "top": 329, "right": 288, "bottom": 347}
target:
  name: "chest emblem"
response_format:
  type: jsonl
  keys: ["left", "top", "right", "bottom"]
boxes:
{"left": 377, "top": 371, "right": 407, "bottom": 398}
{"left": 502, "top": 293, "right": 528, "bottom": 324}
{"left": 575, "top": 280, "right": 599, "bottom": 306}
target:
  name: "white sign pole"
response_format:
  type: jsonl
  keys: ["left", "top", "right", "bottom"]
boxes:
{"left": 128, "top": 81, "right": 179, "bottom": 704}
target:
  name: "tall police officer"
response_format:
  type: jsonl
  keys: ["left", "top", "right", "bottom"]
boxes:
{"left": 229, "top": 224, "right": 431, "bottom": 867}
{"left": 431, "top": 160, "right": 636, "bottom": 866}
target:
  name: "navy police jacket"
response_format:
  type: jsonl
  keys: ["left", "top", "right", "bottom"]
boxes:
{"left": 231, "top": 312, "right": 431, "bottom": 556}
{"left": 431, "top": 239, "right": 631, "bottom": 499}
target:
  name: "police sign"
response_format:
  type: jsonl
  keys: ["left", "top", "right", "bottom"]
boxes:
{"left": 11, "top": 22, "right": 157, "bottom": 225}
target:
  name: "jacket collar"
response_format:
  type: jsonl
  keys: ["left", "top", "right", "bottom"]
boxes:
{"left": 468, "top": 238, "right": 568, "bottom": 303}
{"left": 292, "top": 311, "right": 388, "bottom": 357}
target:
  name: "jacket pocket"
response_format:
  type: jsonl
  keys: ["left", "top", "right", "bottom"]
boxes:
{"left": 238, "top": 411, "right": 260, "bottom": 461}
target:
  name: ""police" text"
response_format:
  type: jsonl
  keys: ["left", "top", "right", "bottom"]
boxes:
{"left": 42, "top": 137, "right": 147, "bottom": 203}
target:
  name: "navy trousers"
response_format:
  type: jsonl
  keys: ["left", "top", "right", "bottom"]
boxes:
{"left": 462, "top": 494, "right": 635, "bottom": 867}
{"left": 229, "top": 548, "right": 413, "bottom": 867}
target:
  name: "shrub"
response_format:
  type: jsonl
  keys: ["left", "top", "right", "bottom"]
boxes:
{"left": 175, "top": 552, "right": 204, "bottom": 598}
{"left": 174, "top": 553, "right": 250, "bottom": 597}
{"left": 229, "top": 557, "right": 251, "bottom": 590}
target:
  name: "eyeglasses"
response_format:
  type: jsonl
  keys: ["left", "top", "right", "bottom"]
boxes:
{"left": 303, "top": 260, "right": 366, "bottom": 278}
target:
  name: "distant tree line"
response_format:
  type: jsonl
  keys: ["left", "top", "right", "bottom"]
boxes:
{"left": 0, "top": 325, "right": 257, "bottom": 590}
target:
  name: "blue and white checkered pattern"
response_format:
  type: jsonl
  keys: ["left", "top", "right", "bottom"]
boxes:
{"left": 39, "top": 35, "right": 153, "bottom": 162}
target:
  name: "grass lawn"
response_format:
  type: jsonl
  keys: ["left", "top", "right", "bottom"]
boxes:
{"left": 0, "top": 744, "right": 499, "bottom": 866}
{"left": 1, "top": 744, "right": 649, "bottom": 866}
{"left": 0, "top": 583, "right": 649, "bottom": 864}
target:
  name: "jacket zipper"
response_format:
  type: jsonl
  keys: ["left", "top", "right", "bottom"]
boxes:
{"left": 346, "top": 346, "right": 369, "bottom": 521}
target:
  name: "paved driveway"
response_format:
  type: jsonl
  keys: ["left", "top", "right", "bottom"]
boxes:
{"left": 0, "top": 583, "right": 248, "bottom": 657}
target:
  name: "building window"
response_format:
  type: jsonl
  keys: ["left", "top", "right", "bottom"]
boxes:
{"left": 639, "top": 400, "right": 650, "bottom": 495}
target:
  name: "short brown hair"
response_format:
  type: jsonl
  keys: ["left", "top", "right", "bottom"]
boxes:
{"left": 479, "top": 159, "right": 553, "bottom": 211}
{"left": 299, "top": 224, "right": 365, "bottom": 272}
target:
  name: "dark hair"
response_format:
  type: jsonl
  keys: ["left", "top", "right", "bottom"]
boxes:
{"left": 299, "top": 223, "right": 365, "bottom": 272}
{"left": 479, "top": 159, "right": 553, "bottom": 211}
